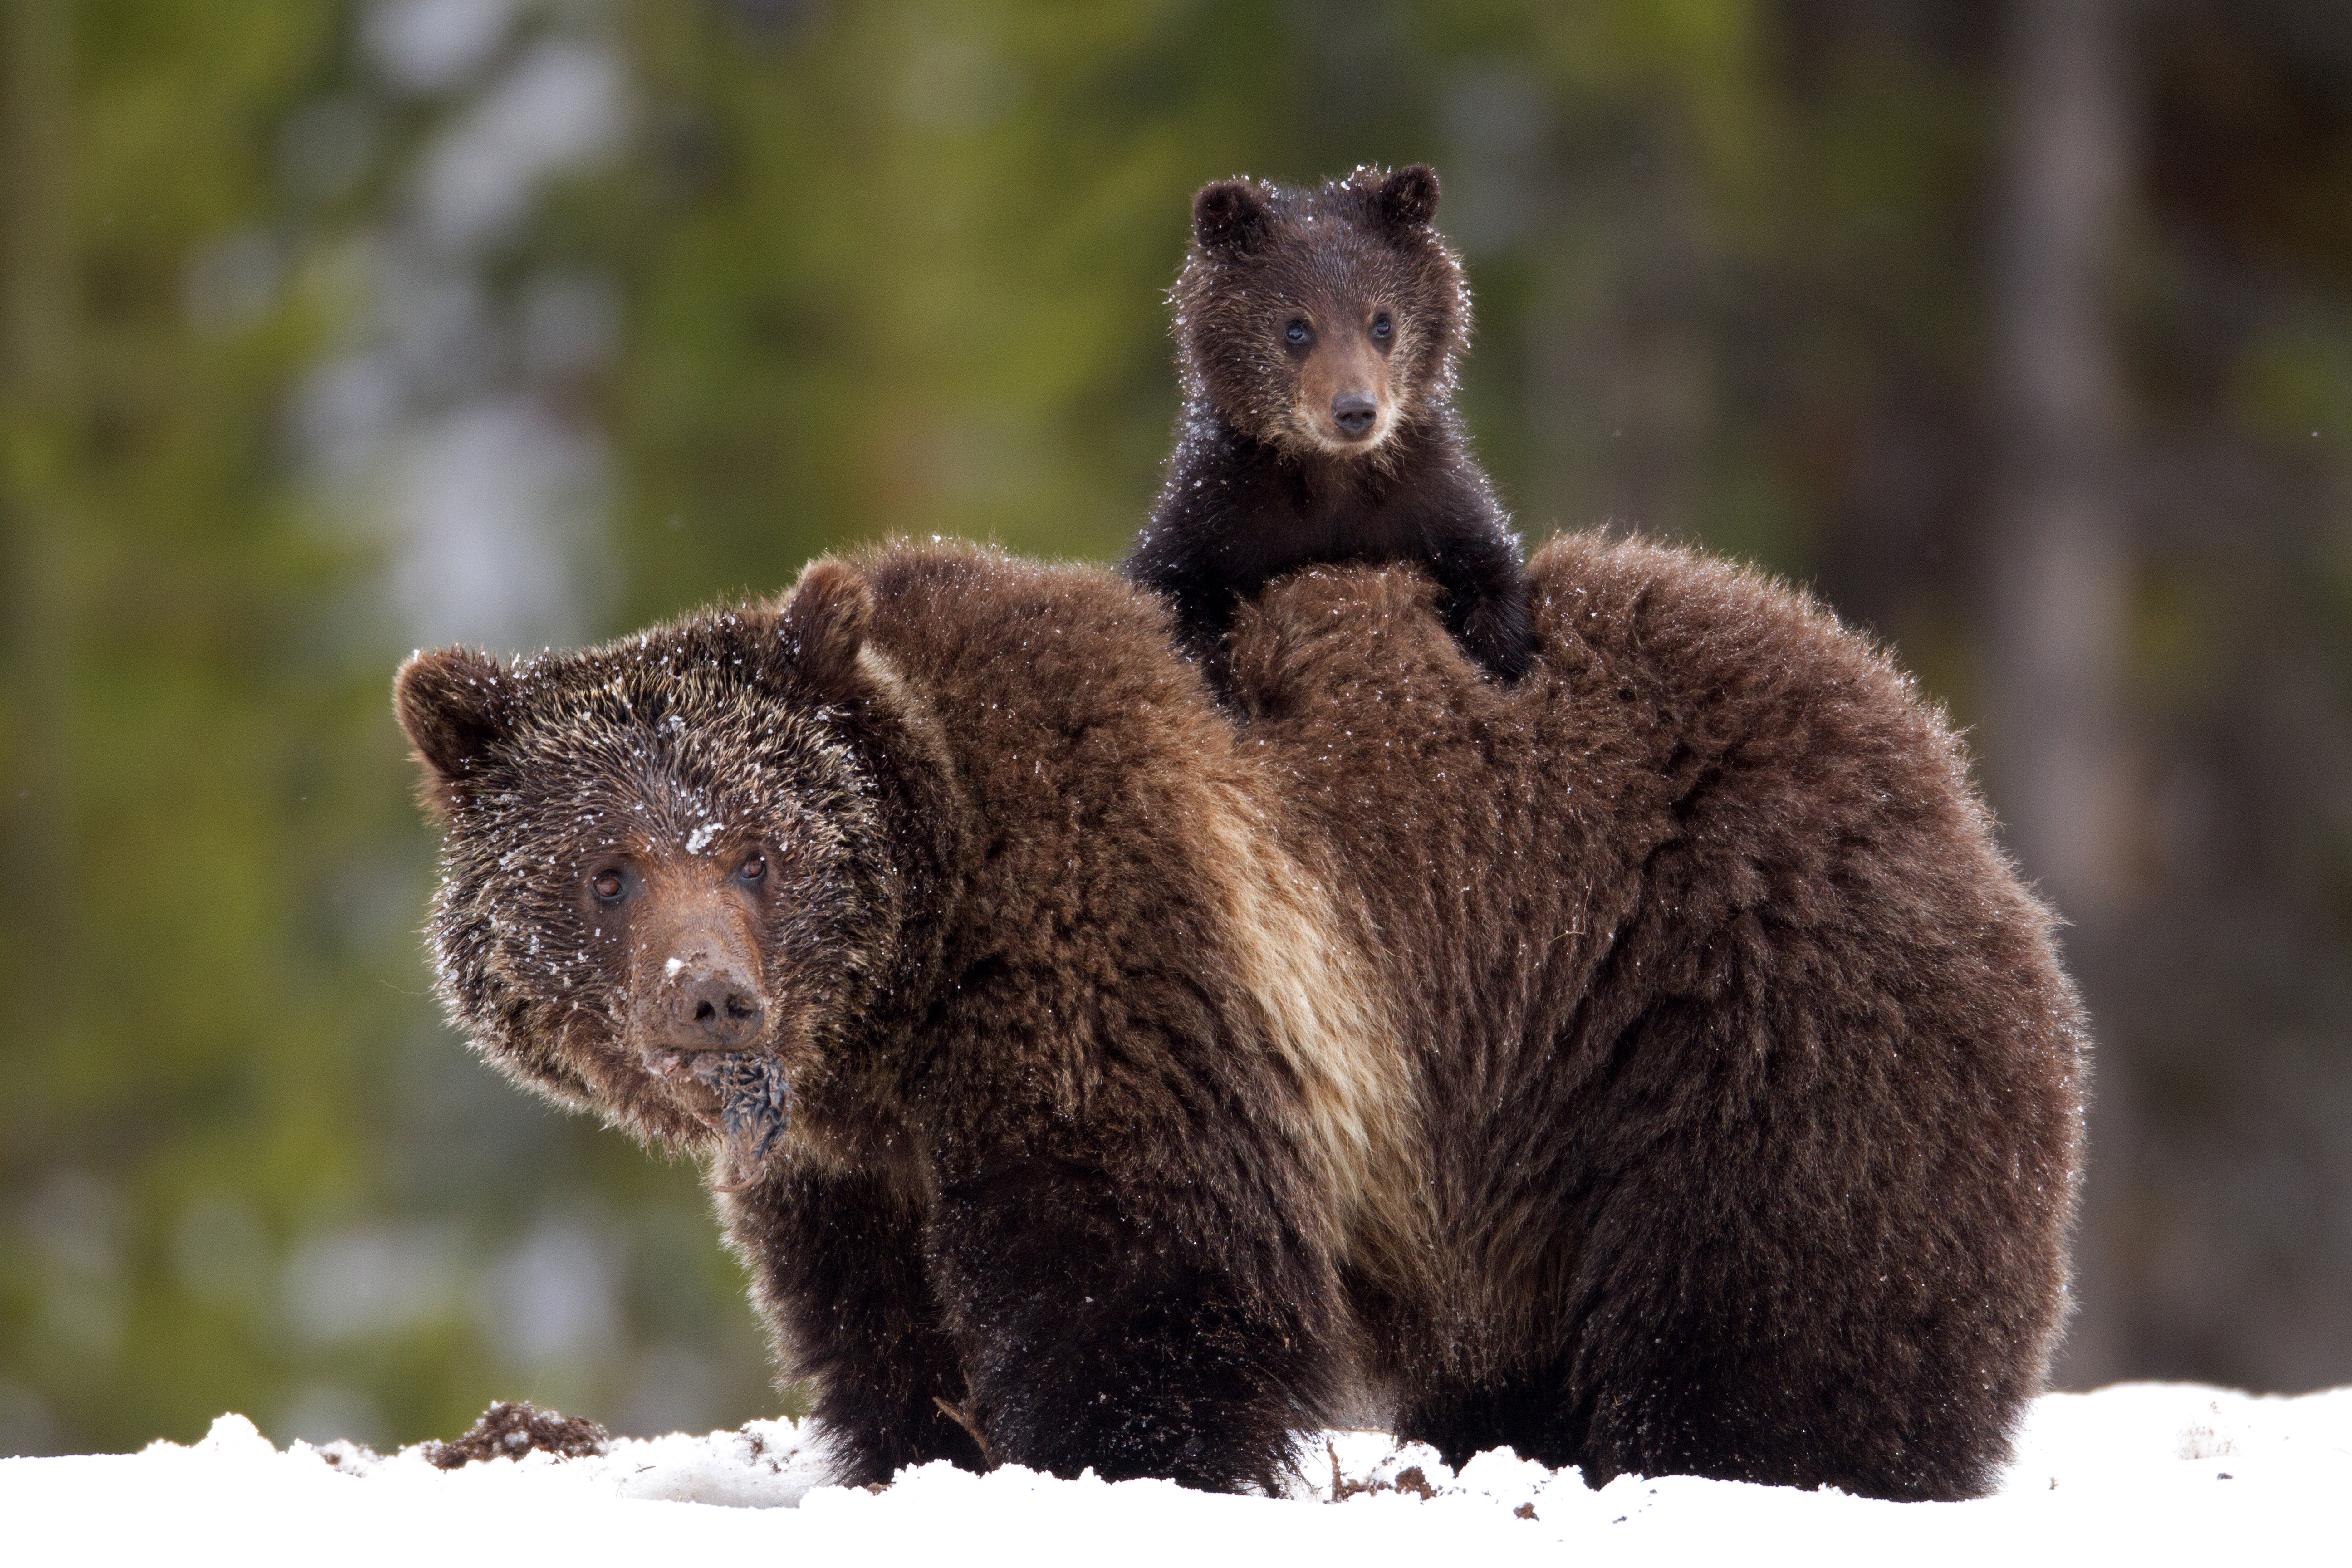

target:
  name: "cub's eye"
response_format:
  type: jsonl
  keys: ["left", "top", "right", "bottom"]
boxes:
{"left": 738, "top": 852, "right": 768, "bottom": 885}
{"left": 1284, "top": 319, "right": 1312, "bottom": 347}
{"left": 591, "top": 870, "right": 625, "bottom": 903}
{"left": 1371, "top": 313, "right": 1393, "bottom": 341}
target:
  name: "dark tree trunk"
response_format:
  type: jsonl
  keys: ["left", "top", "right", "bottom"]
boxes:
{"left": 1982, "top": 0, "right": 2134, "bottom": 1387}
{"left": 2, "top": 0, "right": 78, "bottom": 1058}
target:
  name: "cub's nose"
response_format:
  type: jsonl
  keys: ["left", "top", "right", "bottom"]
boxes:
{"left": 1331, "top": 392, "right": 1378, "bottom": 437}
{"left": 662, "top": 965, "right": 768, "bottom": 1048}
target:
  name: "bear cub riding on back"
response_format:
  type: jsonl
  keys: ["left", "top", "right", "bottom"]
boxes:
{"left": 1124, "top": 164, "right": 1534, "bottom": 687}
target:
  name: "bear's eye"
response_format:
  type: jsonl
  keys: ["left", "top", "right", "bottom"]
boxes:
{"left": 591, "top": 870, "right": 625, "bottom": 903}
{"left": 1371, "top": 313, "right": 1393, "bottom": 342}
{"left": 738, "top": 852, "right": 768, "bottom": 885}
{"left": 1284, "top": 318, "right": 1313, "bottom": 348}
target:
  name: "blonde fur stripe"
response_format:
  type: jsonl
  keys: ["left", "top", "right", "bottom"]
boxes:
{"left": 1194, "top": 788, "right": 1431, "bottom": 1282}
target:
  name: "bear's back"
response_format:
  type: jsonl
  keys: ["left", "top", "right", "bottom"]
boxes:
{"left": 1228, "top": 534, "right": 2084, "bottom": 1498}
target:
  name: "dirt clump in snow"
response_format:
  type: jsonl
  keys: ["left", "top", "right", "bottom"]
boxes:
{"left": 423, "top": 1401, "right": 611, "bottom": 1470}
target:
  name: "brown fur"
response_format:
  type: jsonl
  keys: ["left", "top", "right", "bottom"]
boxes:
{"left": 396, "top": 537, "right": 2084, "bottom": 1499}
{"left": 1126, "top": 165, "right": 1534, "bottom": 685}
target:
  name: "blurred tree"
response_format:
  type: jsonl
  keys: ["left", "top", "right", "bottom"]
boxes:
{"left": 0, "top": 0, "right": 774, "bottom": 1457}
{"left": 2093, "top": 0, "right": 2352, "bottom": 1390}
{"left": 1980, "top": 0, "right": 2132, "bottom": 1383}
{"left": 2, "top": 0, "right": 361, "bottom": 1455}
{"left": 3, "top": 0, "right": 76, "bottom": 1077}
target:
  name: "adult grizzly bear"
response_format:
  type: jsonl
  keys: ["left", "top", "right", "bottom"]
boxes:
{"left": 1125, "top": 164, "right": 1534, "bottom": 686}
{"left": 394, "top": 538, "right": 2085, "bottom": 1501}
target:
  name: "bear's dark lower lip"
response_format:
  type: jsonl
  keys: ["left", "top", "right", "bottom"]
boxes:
{"left": 643, "top": 1047, "right": 793, "bottom": 1174}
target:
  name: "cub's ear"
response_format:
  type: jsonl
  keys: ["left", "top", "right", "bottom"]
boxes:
{"left": 1193, "top": 178, "right": 1272, "bottom": 255}
{"left": 394, "top": 647, "right": 517, "bottom": 816}
{"left": 1374, "top": 164, "right": 1441, "bottom": 231}
{"left": 777, "top": 555, "right": 875, "bottom": 695}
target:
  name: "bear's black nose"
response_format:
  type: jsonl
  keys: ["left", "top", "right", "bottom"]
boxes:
{"left": 1332, "top": 392, "right": 1378, "bottom": 436}
{"left": 665, "top": 965, "right": 768, "bottom": 1048}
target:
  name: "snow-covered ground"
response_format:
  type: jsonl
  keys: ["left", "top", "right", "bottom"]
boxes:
{"left": 5, "top": 1383, "right": 2343, "bottom": 1566}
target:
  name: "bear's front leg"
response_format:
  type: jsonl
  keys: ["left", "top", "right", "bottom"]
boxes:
{"left": 1158, "top": 576, "right": 1245, "bottom": 690}
{"left": 1431, "top": 535, "right": 1535, "bottom": 681}
{"left": 721, "top": 1163, "right": 980, "bottom": 1484}
{"left": 930, "top": 1163, "right": 1338, "bottom": 1493}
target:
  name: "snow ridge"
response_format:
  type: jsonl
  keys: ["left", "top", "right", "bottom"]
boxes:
{"left": 2, "top": 1383, "right": 2345, "bottom": 1566}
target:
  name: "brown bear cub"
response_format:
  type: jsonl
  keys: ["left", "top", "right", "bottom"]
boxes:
{"left": 1124, "top": 163, "right": 1534, "bottom": 686}
{"left": 396, "top": 539, "right": 2084, "bottom": 1502}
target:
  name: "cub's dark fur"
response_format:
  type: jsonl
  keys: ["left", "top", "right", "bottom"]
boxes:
{"left": 1125, "top": 164, "right": 1534, "bottom": 686}
{"left": 396, "top": 539, "right": 2084, "bottom": 1501}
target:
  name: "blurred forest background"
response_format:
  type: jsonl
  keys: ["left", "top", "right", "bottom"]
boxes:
{"left": 5, "top": 0, "right": 2352, "bottom": 1456}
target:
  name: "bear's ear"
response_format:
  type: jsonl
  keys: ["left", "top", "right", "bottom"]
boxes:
{"left": 1193, "top": 178, "right": 1271, "bottom": 255}
{"left": 1373, "top": 164, "right": 1441, "bottom": 232}
{"left": 395, "top": 647, "right": 518, "bottom": 816}
{"left": 777, "top": 555, "right": 875, "bottom": 695}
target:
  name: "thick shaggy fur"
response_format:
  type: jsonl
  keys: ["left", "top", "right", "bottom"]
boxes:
{"left": 1125, "top": 164, "right": 1534, "bottom": 686}
{"left": 396, "top": 537, "right": 2084, "bottom": 1501}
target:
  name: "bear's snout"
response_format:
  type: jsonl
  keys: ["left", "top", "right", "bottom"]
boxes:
{"left": 1289, "top": 330, "right": 1392, "bottom": 452}
{"left": 1331, "top": 391, "right": 1378, "bottom": 437}
{"left": 655, "top": 959, "right": 769, "bottom": 1049}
